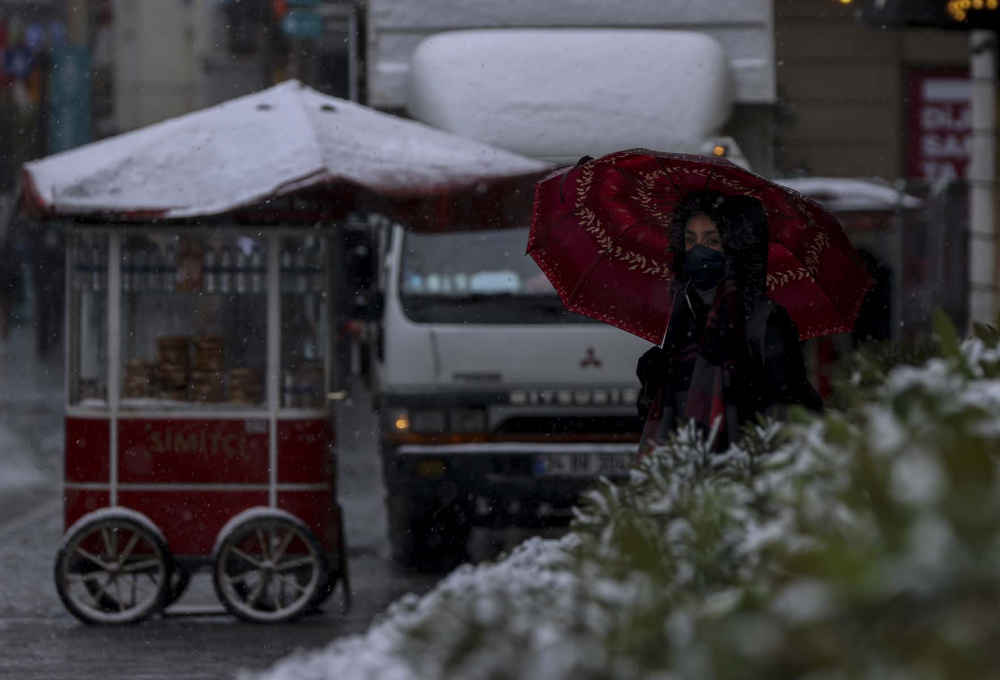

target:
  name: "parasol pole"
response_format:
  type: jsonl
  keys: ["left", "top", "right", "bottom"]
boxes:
{"left": 893, "top": 178, "right": 906, "bottom": 340}
{"left": 968, "top": 30, "right": 997, "bottom": 326}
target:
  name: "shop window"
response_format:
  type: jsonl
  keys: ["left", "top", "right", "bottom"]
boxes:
{"left": 68, "top": 233, "right": 109, "bottom": 406}
{"left": 311, "top": 15, "right": 356, "bottom": 100}
{"left": 263, "top": 5, "right": 360, "bottom": 102}
{"left": 280, "top": 235, "right": 327, "bottom": 410}
{"left": 120, "top": 234, "right": 268, "bottom": 409}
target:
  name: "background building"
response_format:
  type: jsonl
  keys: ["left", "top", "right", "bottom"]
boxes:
{"left": 0, "top": 0, "right": 68, "bottom": 192}
{"left": 774, "top": 0, "right": 970, "bottom": 181}
{"left": 110, "top": 0, "right": 362, "bottom": 133}
{"left": 1, "top": 0, "right": 993, "bottom": 332}
{"left": 0, "top": 1, "right": 983, "bottom": 184}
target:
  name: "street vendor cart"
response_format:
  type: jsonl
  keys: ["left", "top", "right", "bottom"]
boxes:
{"left": 19, "top": 80, "right": 547, "bottom": 625}
{"left": 53, "top": 224, "right": 346, "bottom": 624}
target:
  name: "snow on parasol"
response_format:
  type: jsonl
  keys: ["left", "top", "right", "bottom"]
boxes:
{"left": 22, "top": 80, "right": 551, "bottom": 230}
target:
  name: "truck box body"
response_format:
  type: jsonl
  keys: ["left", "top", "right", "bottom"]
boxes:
{"left": 407, "top": 30, "right": 734, "bottom": 165}
{"left": 366, "top": 0, "right": 776, "bottom": 108}
{"left": 368, "top": 0, "right": 776, "bottom": 171}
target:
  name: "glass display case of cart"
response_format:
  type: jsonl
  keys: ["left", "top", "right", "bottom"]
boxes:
{"left": 280, "top": 234, "right": 329, "bottom": 412}
{"left": 120, "top": 234, "right": 268, "bottom": 410}
{"left": 58, "top": 226, "right": 346, "bottom": 625}
{"left": 68, "top": 232, "right": 109, "bottom": 407}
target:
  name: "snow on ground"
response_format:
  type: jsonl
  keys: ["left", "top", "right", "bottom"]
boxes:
{"left": 334, "top": 378, "right": 389, "bottom": 558}
{"left": 0, "top": 325, "right": 67, "bottom": 618}
{"left": 0, "top": 493, "right": 66, "bottom": 620}
{"left": 0, "top": 421, "right": 45, "bottom": 490}
{"left": 242, "top": 536, "right": 579, "bottom": 680}
{"left": 0, "top": 326, "right": 64, "bottom": 494}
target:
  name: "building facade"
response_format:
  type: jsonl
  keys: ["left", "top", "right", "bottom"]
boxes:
{"left": 0, "top": 0, "right": 71, "bottom": 189}
{"left": 774, "top": 0, "right": 970, "bottom": 181}
{"left": 110, "top": 0, "right": 362, "bottom": 134}
{"left": 2, "top": 2, "right": 981, "bottom": 186}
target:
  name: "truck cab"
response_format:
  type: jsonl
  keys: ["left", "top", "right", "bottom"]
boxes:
{"left": 377, "top": 224, "right": 648, "bottom": 566}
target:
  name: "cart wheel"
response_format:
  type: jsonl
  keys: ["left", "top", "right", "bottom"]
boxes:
{"left": 310, "top": 509, "right": 350, "bottom": 614}
{"left": 309, "top": 571, "right": 340, "bottom": 612}
{"left": 164, "top": 568, "right": 192, "bottom": 608}
{"left": 54, "top": 515, "right": 172, "bottom": 625}
{"left": 213, "top": 513, "right": 326, "bottom": 623}
{"left": 90, "top": 566, "right": 190, "bottom": 612}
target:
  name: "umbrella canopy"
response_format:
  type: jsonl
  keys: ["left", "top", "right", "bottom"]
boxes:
{"left": 529, "top": 149, "right": 874, "bottom": 343}
{"left": 21, "top": 80, "right": 550, "bottom": 228}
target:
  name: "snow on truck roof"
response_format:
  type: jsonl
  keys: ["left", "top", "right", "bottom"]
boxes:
{"left": 22, "top": 80, "right": 550, "bottom": 221}
{"left": 407, "top": 30, "right": 734, "bottom": 165}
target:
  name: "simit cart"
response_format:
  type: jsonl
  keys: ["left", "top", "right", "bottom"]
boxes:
{"left": 54, "top": 224, "right": 348, "bottom": 624}
{"left": 18, "top": 81, "right": 547, "bottom": 624}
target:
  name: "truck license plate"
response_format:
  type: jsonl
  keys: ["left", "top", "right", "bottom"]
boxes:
{"left": 535, "top": 452, "right": 633, "bottom": 478}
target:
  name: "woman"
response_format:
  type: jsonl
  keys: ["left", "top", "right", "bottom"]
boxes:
{"left": 637, "top": 191, "right": 821, "bottom": 455}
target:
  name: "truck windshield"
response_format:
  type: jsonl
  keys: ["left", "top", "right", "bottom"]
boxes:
{"left": 399, "top": 228, "right": 596, "bottom": 324}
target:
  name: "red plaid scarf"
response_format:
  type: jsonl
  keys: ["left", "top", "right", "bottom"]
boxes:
{"left": 640, "top": 277, "right": 747, "bottom": 455}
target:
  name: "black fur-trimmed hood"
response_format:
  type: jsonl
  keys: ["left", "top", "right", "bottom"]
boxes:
{"left": 667, "top": 191, "right": 769, "bottom": 315}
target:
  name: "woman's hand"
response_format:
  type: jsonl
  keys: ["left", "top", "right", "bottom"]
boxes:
{"left": 636, "top": 346, "right": 669, "bottom": 420}
{"left": 636, "top": 346, "right": 668, "bottom": 384}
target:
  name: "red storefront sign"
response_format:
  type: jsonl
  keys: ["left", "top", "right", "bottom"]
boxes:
{"left": 907, "top": 70, "right": 972, "bottom": 182}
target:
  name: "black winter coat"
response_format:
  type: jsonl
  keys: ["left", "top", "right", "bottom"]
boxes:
{"left": 636, "top": 191, "right": 822, "bottom": 435}
{"left": 636, "top": 293, "right": 822, "bottom": 423}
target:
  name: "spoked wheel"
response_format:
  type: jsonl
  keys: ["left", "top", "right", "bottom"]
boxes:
{"left": 54, "top": 516, "right": 172, "bottom": 625}
{"left": 84, "top": 564, "right": 188, "bottom": 611}
{"left": 310, "top": 510, "right": 350, "bottom": 614}
{"left": 213, "top": 513, "right": 326, "bottom": 623}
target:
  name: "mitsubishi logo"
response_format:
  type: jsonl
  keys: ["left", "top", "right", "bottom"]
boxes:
{"left": 580, "top": 347, "right": 602, "bottom": 368}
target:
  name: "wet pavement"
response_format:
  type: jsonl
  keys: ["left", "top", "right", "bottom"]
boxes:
{"left": 0, "top": 324, "right": 443, "bottom": 679}
{"left": 0, "top": 508, "right": 441, "bottom": 679}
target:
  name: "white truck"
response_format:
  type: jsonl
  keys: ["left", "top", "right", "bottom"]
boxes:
{"left": 367, "top": 6, "right": 777, "bottom": 567}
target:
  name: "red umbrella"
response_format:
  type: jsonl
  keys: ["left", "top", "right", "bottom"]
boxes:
{"left": 528, "top": 149, "right": 874, "bottom": 344}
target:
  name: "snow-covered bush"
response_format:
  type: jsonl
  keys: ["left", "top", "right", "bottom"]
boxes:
{"left": 250, "top": 314, "right": 1000, "bottom": 680}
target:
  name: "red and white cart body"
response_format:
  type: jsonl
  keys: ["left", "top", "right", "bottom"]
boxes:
{"left": 55, "top": 226, "right": 348, "bottom": 623}
{"left": 19, "top": 81, "right": 549, "bottom": 624}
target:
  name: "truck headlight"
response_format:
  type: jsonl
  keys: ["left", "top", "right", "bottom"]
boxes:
{"left": 389, "top": 408, "right": 411, "bottom": 433}
{"left": 450, "top": 409, "right": 487, "bottom": 433}
{"left": 410, "top": 409, "right": 446, "bottom": 433}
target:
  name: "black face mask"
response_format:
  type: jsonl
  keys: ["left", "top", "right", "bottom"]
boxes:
{"left": 683, "top": 244, "right": 727, "bottom": 290}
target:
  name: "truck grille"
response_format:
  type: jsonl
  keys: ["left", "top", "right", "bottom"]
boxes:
{"left": 495, "top": 416, "right": 641, "bottom": 438}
